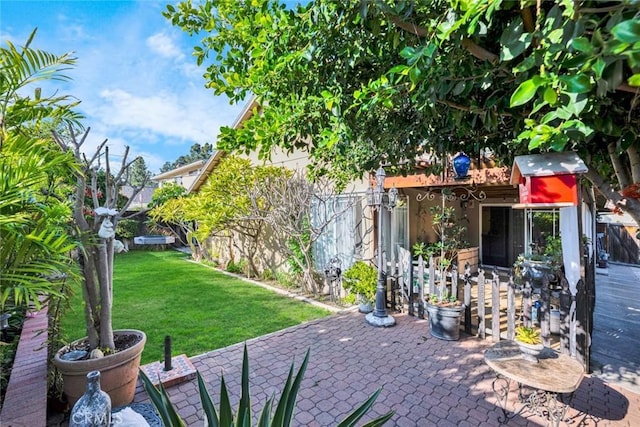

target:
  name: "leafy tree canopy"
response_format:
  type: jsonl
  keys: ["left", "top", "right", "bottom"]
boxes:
{"left": 149, "top": 182, "right": 187, "bottom": 209}
{"left": 127, "top": 157, "right": 153, "bottom": 187}
{"left": 160, "top": 142, "right": 214, "bottom": 172}
{"left": 165, "top": 0, "right": 640, "bottom": 225}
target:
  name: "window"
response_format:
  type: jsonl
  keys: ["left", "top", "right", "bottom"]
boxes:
{"left": 383, "top": 197, "right": 409, "bottom": 263}
{"left": 525, "top": 209, "right": 560, "bottom": 255}
{"left": 312, "top": 195, "right": 362, "bottom": 271}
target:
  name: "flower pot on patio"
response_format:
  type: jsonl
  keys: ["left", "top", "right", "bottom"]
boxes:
{"left": 358, "top": 300, "right": 373, "bottom": 313}
{"left": 53, "top": 329, "right": 146, "bottom": 407}
{"left": 515, "top": 339, "right": 544, "bottom": 363}
{"left": 425, "top": 302, "right": 465, "bottom": 341}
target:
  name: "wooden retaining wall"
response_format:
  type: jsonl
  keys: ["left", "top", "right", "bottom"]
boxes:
{"left": 0, "top": 306, "right": 49, "bottom": 426}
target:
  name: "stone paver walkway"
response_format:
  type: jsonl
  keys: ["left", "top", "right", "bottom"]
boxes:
{"left": 133, "top": 310, "right": 640, "bottom": 426}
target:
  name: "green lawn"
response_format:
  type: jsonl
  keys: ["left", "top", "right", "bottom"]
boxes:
{"left": 60, "top": 250, "right": 332, "bottom": 364}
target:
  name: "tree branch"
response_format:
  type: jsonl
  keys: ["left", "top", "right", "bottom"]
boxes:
{"left": 628, "top": 144, "right": 640, "bottom": 184}
{"left": 385, "top": 13, "right": 427, "bottom": 37}
{"left": 521, "top": 7, "right": 535, "bottom": 33}
{"left": 584, "top": 167, "right": 622, "bottom": 203}
{"left": 617, "top": 82, "right": 640, "bottom": 95}
{"left": 460, "top": 38, "right": 499, "bottom": 63}
{"left": 385, "top": 12, "right": 499, "bottom": 63}
{"left": 609, "top": 142, "right": 631, "bottom": 189}
{"left": 579, "top": 5, "right": 626, "bottom": 14}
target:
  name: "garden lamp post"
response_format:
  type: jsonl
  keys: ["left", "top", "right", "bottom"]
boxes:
{"left": 365, "top": 165, "right": 398, "bottom": 327}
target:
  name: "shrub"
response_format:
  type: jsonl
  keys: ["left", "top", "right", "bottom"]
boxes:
{"left": 342, "top": 261, "right": 377, "bottom": 305}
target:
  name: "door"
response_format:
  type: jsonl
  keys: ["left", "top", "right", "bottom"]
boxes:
{"left": 481, "top": 206, "right": 525, "bottom": 268}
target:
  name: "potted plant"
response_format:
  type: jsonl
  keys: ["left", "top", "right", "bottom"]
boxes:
{"left": 514, "top": 235, "right": 563, "bottom": 289}
{"left": 52, "top": 127, "right": 148, "bottom": 407}
{"left": 424, "top": 279, "right": 465, "bottom": 341}
{"left": 342, "top": 261, "right": 377, "bottom": 313}
{"left": 597, "top": 250, "right": 609, "bottom": 268}
{"left": 423, "top": 203, "right": 466, "bottom": 340}
{"left": 514, "top": 325, "right": 544, "bottom": 363}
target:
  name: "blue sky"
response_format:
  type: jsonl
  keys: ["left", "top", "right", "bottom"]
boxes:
{"left": 1, "top": 0, "right": 247, "bottom": 174}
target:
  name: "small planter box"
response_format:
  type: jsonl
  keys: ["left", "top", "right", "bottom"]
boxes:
{"left": 457, "top": 247, "right": 479, "bottom": 274}
{"left": 133, "top": 235, "right": 175, "bottom": 245}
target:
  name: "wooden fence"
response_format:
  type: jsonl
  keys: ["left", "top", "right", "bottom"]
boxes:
{"left": 389, "top": 249, "right": 578, "bottom": 353}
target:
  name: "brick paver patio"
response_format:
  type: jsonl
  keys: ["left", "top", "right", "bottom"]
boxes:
{"left": 132, "top": 310, "right": 640, "bottom": 426}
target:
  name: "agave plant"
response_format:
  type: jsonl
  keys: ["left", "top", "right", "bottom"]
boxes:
{"left": 140, "top": 344, "right": 394, "bottom": 427}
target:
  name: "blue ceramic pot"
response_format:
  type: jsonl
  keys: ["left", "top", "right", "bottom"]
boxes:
{"left": 452, "top": 152, "right": 470, "bottom": 178}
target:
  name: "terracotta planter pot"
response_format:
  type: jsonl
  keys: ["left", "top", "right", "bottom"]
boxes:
{"left": 53, "top": 329, "right": 146, "bottom": 407}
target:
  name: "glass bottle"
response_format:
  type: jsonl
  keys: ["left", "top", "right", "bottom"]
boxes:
{"left": 69, "top": 370, "right": 111, "bottom": 427}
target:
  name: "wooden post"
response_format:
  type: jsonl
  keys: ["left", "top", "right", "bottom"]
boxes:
{"left": 575, "top": 279, "right": 590, "bottom": 368}
{"left": 416, "top": 255, "right": 423, "bottom": 318}
{"left": 409, "top": 255, "right": 418, "bottom": 317}
{"left": 540, "top": 274, "right": 551, "bottom": 348}
{"left": 464, "top": 263, "right": 472, "bottom": 335}
{"left": 450, "top": 265, "right": 458, "bottom": 301}
{"left": 559, "top": 274, "right": 571, "bottom": 354}
{"left": 522, "top": 281, "right": 532, "bottom": 328}
{"left": 428, "top": 255, "right": 436, "bottom": 296}
{"left": 478, "top": 269, "right": 485, "bottom": 339}
{"left": 506, "top": 272, "right": 516, "bottom": 341}
{"left": 491, "top": 268, "right": 500, "bottom": 342}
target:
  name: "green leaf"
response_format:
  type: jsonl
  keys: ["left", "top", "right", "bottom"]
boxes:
{"left": 500, "top": 17, "right": 523, "bottom": 46}
{"left": 337, "top": 388, "right": 393, "bottom": 427}
{"left": 541, "top": 111, "right": 558, "bottom": 124}
{"left": 560, "top": 74, "right": 592, "bottom": 93}
{"left": 409, "top": 66, "right": 422, "bottom": 86}
{"left": 571, "top": 37, "right": 593, "bottom": 54}
{"left": 512, "top": 55, "right": 536, "bottom": 74}
{"left": 629, "top": 73, "right": 640, "bottom": 86}
{"left": 547, "top": 28, "right": 564, "bottom": 45}
{"left": 452, "top": 81, "right": 466, "bottom": 96}
{"left": 528, "top": 134, "right": 545, "bottom": 150}
{"left": 500, "top": 18, "right": 529, "bottom": 61}
{"left": 611, "top": 19, "right": 640, "bottom": 44}
{"left": 593, "top": 57, "right": 608, "bottom": 79}
{"left": 565, "top": 92, "right": 589, "bottom": 116}
{"left": 550, "top": 134, "right": 569, "bottom": 151}
{"left": 197, "top": 372, "right": 219, "bottom": 427}
{"left": 399, "top": 46, "right": 415, "bottom": 59}
{"left": 510, "top": 77, "right": 542, "bottom": 107}
{"left": 140, "top": 369, "right": 187, "bottom": 427}
{"left": 561, "top": 119, "right": 594, "bottom": 138}
{"left": 236, "top": 345, "right": 251, "bottom": 427}
{"left": 388, "top": 64, "right": 409, "bottom": 75}
{"left": 218, "top": 376, "right": 233, "bottom": 427}
{"left": 543, "top": 87, "right": 557, "bottom": 105}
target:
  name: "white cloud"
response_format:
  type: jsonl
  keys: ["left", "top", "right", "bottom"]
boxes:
{"left": 146, "top": 32, "right": 185, "bottom": 60}
{"left": 97, "top": 88, "right": 222, "bottom": 142}
{"left": 3, "top": 1, "right": 247, "bottom": 174}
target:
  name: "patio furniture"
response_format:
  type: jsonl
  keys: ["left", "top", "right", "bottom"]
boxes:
{"left": 484, "top": 340, "right": 584, "bottom": 426}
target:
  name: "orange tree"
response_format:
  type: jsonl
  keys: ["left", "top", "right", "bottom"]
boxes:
{"left": 165, "top": 0, "right": 640, "bottom": 228}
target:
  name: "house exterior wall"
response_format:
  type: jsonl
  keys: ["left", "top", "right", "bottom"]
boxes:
{"left": 152, "top": 160, "right": 206, "bottom": 190}
{"left": 200, "top": 146, "right": 375, "bottom": 280}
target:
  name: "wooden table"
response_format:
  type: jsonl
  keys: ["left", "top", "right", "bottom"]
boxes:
{"left": 484, "top": 340, "right": 584, "bottom": 426}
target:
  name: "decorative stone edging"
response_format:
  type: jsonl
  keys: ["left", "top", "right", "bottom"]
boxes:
{"left": 0, "top": 306, "right": 49, "bottom": 426}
